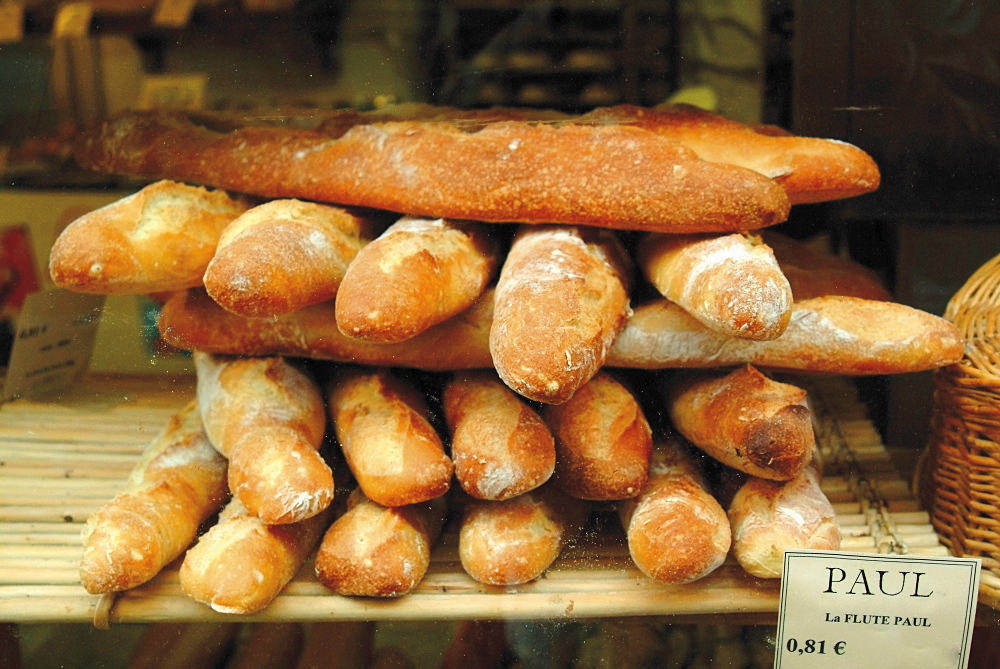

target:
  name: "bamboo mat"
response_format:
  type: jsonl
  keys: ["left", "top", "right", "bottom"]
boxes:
{"left": 0, "top": 374, "right": 949, "bottom": 626}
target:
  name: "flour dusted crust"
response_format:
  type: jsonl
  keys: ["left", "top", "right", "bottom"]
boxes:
{"left": 49, "top": 179, "right": 249, "bottom": 294}
{"left": 74, "top": 109, "right": 791, "bottom": 234}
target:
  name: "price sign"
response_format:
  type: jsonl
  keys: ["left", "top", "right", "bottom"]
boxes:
{"left": 0, "top": 2, "right": 25, "bottom": 42}
{"left": 152, "top": 0, "right": 195, "bottom": 28}
{"left": 776, "top": 550, "right": 981, "bottom": 668}
{"left": 53, "top": 2, "right": 92, "bottom": 38}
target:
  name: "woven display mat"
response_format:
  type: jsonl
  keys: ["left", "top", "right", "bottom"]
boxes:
{"left": 0, "top": 374, "right": 949, "bottom": 626}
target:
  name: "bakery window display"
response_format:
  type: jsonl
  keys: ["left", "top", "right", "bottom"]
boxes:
{"left": 41, "top": 102, "right": 964, "bottom": 617}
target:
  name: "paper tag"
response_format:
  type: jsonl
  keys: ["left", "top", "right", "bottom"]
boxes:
{"left": 3, "top": 289, "right": 104, "bottom": 401}
{"left": 0, "top": 2, "right": 25, "bottom": 42}
{"left": 152, "top": 0, "right": 195, "bottom": 28}
{"left": 138, "top": 74, "right": 207, "bottom": 110}
{"left": 53, "top": 2, "right": 92, "bottom": 38}
{"left": 775, "top": 550, "right": 981, "bottom": 668}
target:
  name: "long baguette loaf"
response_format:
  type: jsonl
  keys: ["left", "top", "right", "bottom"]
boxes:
{"left": 80, "top": 400, "right": 228, "bottom": 594}
{"left": 728, "top": 466, "right": 840, "bottom": 578}
{"left": 618, "top": 438, "right": 731, "bottom": 584}
{"left": 158, "top": 290, "right": 963, "bottom": 376}
{"left": 586, "top": 103, "right": 881, "bottom": 204}
{"left": 636, "top": 232, "right": 793, "bottom": 340}
{"left": 49, "top": 179, "right": 249, "bottom": 294}
{"left": 541, "top": 371, "right": 652, "bottom": 500}
{"left": 491, "top": 225, "right": 632, "bottom": 404}
{"left": 194, "top": 352, "right": 333, "bottom": 524}
{"left": 607, "top": 295, "right": 965, "bottom": 375}
{"left": 458, "top": 483, "right": 590, "bottom": 586}
{"left": 203, "top": 199, "right": 378, "bottom": 317}
{"left": 74, "top": 110, "right": 791, "bottom": 233}
{"left": 664, "top": 365, "right": 815, "bottom": 481}
{"left": 313, "top": 489, "right": 446, "bottom": 597}
{"left": 336, "top": 216, "right": 501, "bottom": 343}
{"left": 326, "top": 367, "right": 453, "bottom": 507}
{"left": 179, "top": 497, "right": 331, "bottom": 614}
{"left": 443, "top": 369, "right": 556, "bottom": 501}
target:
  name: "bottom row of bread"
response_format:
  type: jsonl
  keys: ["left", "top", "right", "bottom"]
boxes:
{"left": 80, "top": 354, "right": 840, "bottom": 615}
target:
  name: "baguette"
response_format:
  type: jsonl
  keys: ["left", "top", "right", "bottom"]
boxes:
{"left": 335, "top": 216, "right": 502, "bottom": 342}
{"left": 202, "top": 199, "right": 378, "bottom": 317}
{"left": 443, "top": 369, "right": 556, "bottom": 500}
{"left": 491, "top": 225, "right": 632, "bottom": 404}
{"left": 618, "top": 438, "right": 730, "bottom": 584}
{"left": 636, "top": 232, "right": 792, "bottom": 340}
{"left": 458, "top": 483, "right": 590, "bottom": 586}
{"left": 541, "top": 371, "right": 652, "bottom": 500}
{"left": 194, "top": 352, "right": 333, "bottom": 524}
{"left": 179, "top": 497, "right": 331, "bottom": 615}
{"left": 75, "top": 110, "right": 791, "bottom": 233}
{"left": 313, "top": 489, "right": 446, "bottom": 597}
{"left": 326, "top": 367, "right": 453, "bottom": 507}
{"left": 158, "top": 290, "right": 964, "bottom": 376}
{"left": 49, "top": 179, "right": 249, "bottom": 294}
{"left": 80, "top": 400, "right": 228, "bottom": 594}
{"left": 664, "top": 365, "right": 815, "bottom": 481}
{"left": 728, "top": 466, "right": 840, "bottom": 578}
{"left": 607, "top": 295, "right": 964, "bottom": 375}
{"left": 586, "top": 103, "right": 881, "bottom": 204}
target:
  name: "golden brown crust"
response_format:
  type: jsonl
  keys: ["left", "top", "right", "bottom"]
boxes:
{"left": 542, "top": 371, "right": 652, "bottom": 501}
{"left": 203, "top": 199, "right": 378, "bottom": 317}
{"left": 314, "top": 490, "right": 446, "bottom": 597}
{"left": 637, "top": 232, "right": 793, "bottom": 340}
{"left": 178, "top": 497, "right": 331, "bottom": 615}
{"left": 74, "top": 110, "right": 790, "bottom": 233}
{"left": 80, "top": 401, "right": 228, "bottom": 594}
{"left": 728, "top": 467, "right": 840, "bottom": 578}
{"left": 194, "top": 353, "right": 333, "bottom": 524}
{"left": 585, "top": 104, "right": 881, "bottom": 204}
{"left": 443, "top": 370, "right": 556, "bottom": 501}
{"left": 608, "top": 295, "right": 965, "bottom": 375}
{"left": 664, "top": 365, "right": 815, "bottom": 481}
{"left": 618, "top": 439, "right": 731, "bottom": 584}
{"left": 491, "top": 225, "right": 632, "bottom": 404}
{"left": 335, "top": 216, "right": 501, "bottom": 343}
{"left": 326, "top": 367, "right": 453, "bottom": 507}
{"left": 49, "top": 179, "right": 249, "bottom": 294}
{"left": 457, "top": 483, "right": 590, "bottom": 586}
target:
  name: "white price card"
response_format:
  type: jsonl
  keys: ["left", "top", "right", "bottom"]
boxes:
{"left": 0, "top": 2, "right": 25, "bottom": 42}
{"left": 53, "top": 2, "right": 92, "bottom": 38}
{"left": 3, "top": 289, "right": 104, "bottom": 401}
{"left": 152, "top": 0, "right": 195, "bottom": 28}
{"left": 775, "top": 550, "right": 981, "bottom": 669}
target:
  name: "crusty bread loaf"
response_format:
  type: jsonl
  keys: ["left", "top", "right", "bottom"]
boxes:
{"left": 491, "top": 225, "right": 632, "bottom": 404}
{"left": 49, "top": 179, "right": 249, "bottom": 294}
{"left": 335, "top": 216, "right": 502, "bottom": 343}
{"left": 443, "top": 369, "right": 555, "bottom": 500}
{"left": 326, "top": 367, "right": 453, "bottom": 507}
{"left": 458, "top": 483, "right": 590, "bottom": 586}
{"left": 194, "top": 352, "right": 333, "bottom": 524}
{"left": 313, "top": 489, "right": 446, "bottom": 597}
{"left": 664, "top": 365, "right": 815, "bottom": 481}
{"left": 160, "top": 288, "right": 495, "bottom": 370}
{"left": 74, "top": 110, "right": 791, "bottom": 233}
{"left": 178, "top": 497, "right": 331, "bottom": 615}
{"left": 585, "top": 103, "right": 881, "bottom": 204}
{"left": 618, "top": 438, "right": 731, "bottom": 584}
{"left": 761, "top": 230, "right": 893, "bottom": 301}
{"left": 728, "top": 466, "right": 840, "bottom": 578}
{"left": 159, "top": 290, "right": 964, "bottom": 377}
{"left": 202, "top": 199, "right": 378, "bottom": 317}
{"left": 541, "top": 371, "right": 652, "bottom": 500}
{"left": 636, "top": 232, "right": 793, "bottom": 340}
{"left": 80, "top": 400, "right": 228, "bottom": 594}
{"left": 607, "top": 295, "right": 965, "bottom": 375}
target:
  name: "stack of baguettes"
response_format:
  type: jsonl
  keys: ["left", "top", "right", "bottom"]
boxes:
{"left": 54, "top": 102, "right": 964, "bottom": 614}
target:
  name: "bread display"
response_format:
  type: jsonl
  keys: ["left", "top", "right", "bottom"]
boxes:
{"left": 58, "top": 101, "right": 961, "bottom": 613}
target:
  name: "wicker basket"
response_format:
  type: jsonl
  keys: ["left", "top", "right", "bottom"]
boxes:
{"left": 925, "top": 252, "right": 1000, "bottom": 608}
